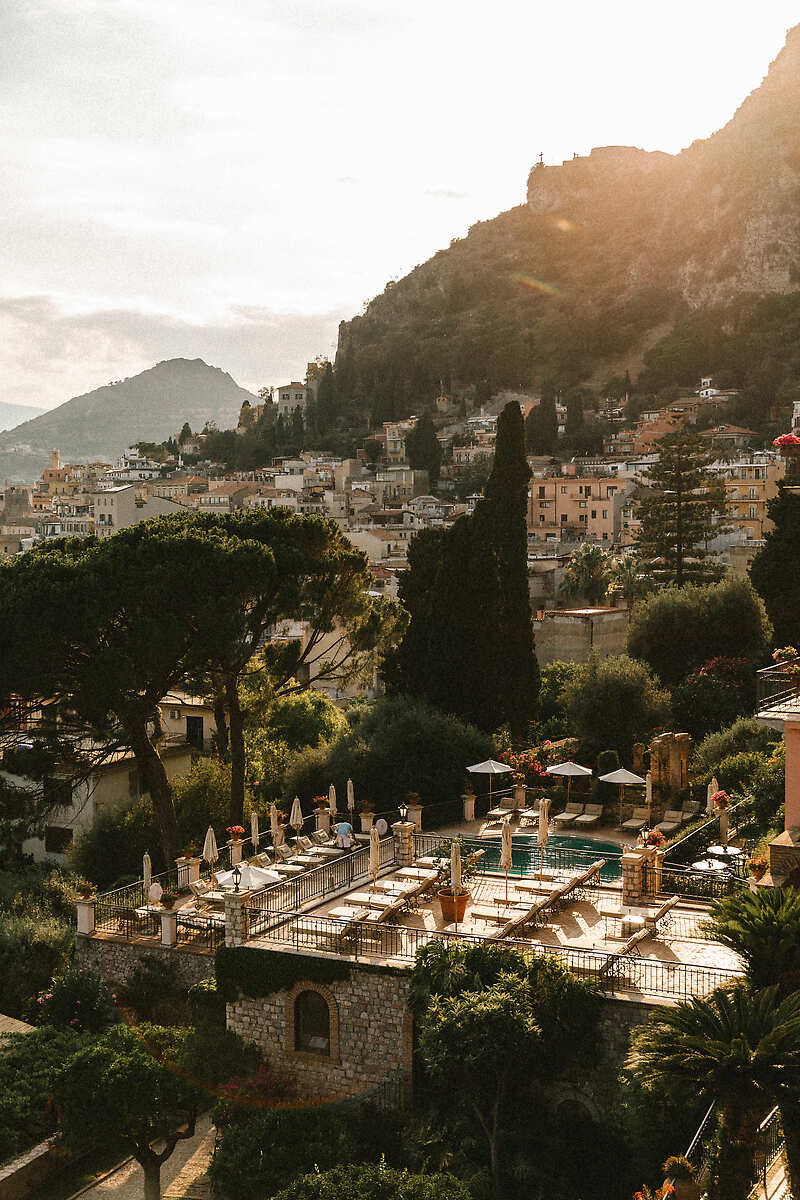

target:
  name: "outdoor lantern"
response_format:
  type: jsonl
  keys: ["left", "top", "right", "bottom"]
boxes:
{"left": 232, "top": 863, "right": 242, "bottom": 893}
{"left": 399, "top": 800, "right": 409, "bottom": 823}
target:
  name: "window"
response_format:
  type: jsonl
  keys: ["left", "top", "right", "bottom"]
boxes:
{"left": 602, "top": 509, "right": 608, "bottom": 519}
{"left": 750, "top": 506, "right": 758, "bottom": 520}
{"left": 749, "top": 488, "right": 758, "bottom": 500}
{"left": 580, "top": 514, "right": 587, "bottom": 523}
{"left": 294, "top": 990, "right": 330, "bottom": 1055}
{"left": 45, "top": 826, "right": 74, "bottom": 854}
{"left": 538, "top": 486, "right": 545, "bottom": 498}
{"left": 560, "top": 513, "right": 567, "bottom": 523}
{"left": 591, "top": 510, "right": 597, "bottom": 519}
{"left": 560, "top": 486, "right": 567, "bottom": 494}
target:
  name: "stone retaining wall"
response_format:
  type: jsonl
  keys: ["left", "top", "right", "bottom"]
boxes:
{"left": 226, "top": 950, "right": 413, "bottom": 1102}
{"left": 74, "top": 937, "right": 213, "bottom": 991}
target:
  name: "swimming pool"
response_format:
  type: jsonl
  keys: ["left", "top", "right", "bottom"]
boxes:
{"left": 478, "top": 832, "right": 623, "bottom": 882}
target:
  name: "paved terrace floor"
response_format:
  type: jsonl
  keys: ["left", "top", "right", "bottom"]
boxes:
{"left": 251, "top": 867, "right": 743, "bottom": 976}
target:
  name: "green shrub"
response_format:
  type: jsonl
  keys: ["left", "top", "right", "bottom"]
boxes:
{"left": 0, "top": 1026, "right": 91, "bottom": 1164}
{"left": 36, "top": 965, "right": 118, "bottom": 1033}
{"left": 562, "top": 655, "right": 671, "bottom": 760}
{"left": 532, "top": 662, "right": 580, "bottom": 741}
{"left": 115, "top": 954, "right": 187, "bottom": 1025}
{"left": 0, "top": 911, "right": 72, "bottom": 1020}
{"left": 672, "top": 657, "right": 754, "bottom": 740}
{"left": 216, "top": 945, "right": 351, "bottom": 1003}
{"left": 749, "top": 743, "right": 786, "bottom": 830}
{"left": 693, "top": 717, "right": 779, "bottom": 775}
{"left": 187, "top": 977, "right": 226, "bottom": 1031}
{"left": 271, "top": 1163, "right": 473, "bottom": 1200}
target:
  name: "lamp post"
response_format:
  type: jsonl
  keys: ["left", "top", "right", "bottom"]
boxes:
{"left": 232, "top": 863, "right": 242, "bottom": 894}
{"left": 399, "top": 800, "right": 409, "bottom": 823}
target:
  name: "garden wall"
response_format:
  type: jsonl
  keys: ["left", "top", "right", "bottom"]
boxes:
{"left": 74, "top": 937, "right": 213, "bottom": 991}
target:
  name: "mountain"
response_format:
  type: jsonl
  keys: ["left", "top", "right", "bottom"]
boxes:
{"left": 0, "top": 402, "right": 45, "bottom": 433}
{"left": 0, "top": 359, "right": 258, "bottom": 483}
{"left": 336, "top": 25, "right": 800, "bottom": 418}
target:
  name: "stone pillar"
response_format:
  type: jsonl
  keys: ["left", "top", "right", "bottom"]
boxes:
{"left": 621, "top": 849, "right": 648, "bottom": 906}
{"left": 407, "top": 804, "right": 423, "bottom": 830}
{"left": 229, "top": 839, "right": 243, "bottom": 867}
{"left": 650, "top": 849, "right": 664, "bottom": 896}
{"left": 315, "top": 808, "right": 331, "bottom": 835}
{"left": 675, "top": 734, "right": 692, "bottom": 791}
{"left": 784, "top": 716, "right": 800, "bottom": 832}
{"left": 462, "top": 792, "right": 476, "bottom": 822}
{"left": 360, "top": 811, "right": 375, "bottom": 833}
{"left": 224, "top": 888, "right": 254, "bottom": 947}
{"left": 76, "top": 897, "right": 96, "bottom": 937}
{"left": 175, "top": 856, "right": 202, "bottom": 889}
{"left": 514, "top": 784, "right": 527, "bottom": 808}
{"left": 160, "top": 909, "right": 178, "bottom": 948}
{"left": 392, "top": 821, "right": 415, "bottom": 867}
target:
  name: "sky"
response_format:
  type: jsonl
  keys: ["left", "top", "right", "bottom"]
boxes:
{"left": 2, "top": 1, "right": 799, "bottom": 411}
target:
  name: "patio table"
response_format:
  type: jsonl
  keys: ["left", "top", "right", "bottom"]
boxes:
{"left": 691, "top": 857, "right": 731, "bottom": 873}
{"left": 706, "top": 845, "right": 744, "bottom": 860}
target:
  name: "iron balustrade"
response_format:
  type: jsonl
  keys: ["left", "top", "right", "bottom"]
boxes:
{"left": 646, "top": 863, "right": 750, "bottom": 902}
{"left": 176, "top": 912, "right": 225, "bottom": 954}
{"left": 248, "top": 838, "right": 397, "bottom": 916}
{"left": 413, "top": 832, "right": 623, "bottom": 882}
{"left": 665, "top": 800, "right": 748, "bottom": 869}
{"left": 94, "top": 898, "right": 160, "bottom": 941}
{"left": 246, "top": 909, "right": 742, "bottom": 1000}
{"left": 757, "top": 658, "right": 800, "bottom": 712}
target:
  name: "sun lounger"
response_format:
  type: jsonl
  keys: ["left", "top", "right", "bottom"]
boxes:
{"left": 641, "top": 894, "right": 679, "bottom": 937}
{"left": 654, "top": 810, "right": 684, "bottom": 835}
{"left": 311, "top": 830, "right": 337, "bottom": 848}
{"left": 472, "top": 902, "right": 529, "bottom": 925}
{"left": 298, "top": 835, "right": 340, "bottom": 859}
{"left": 597, "top": 927, "right": 651, "bottom": 982}
{"left": 271, "top": 862, "right": 306, "bottom": 877}
{"left": 189, "top": 880, "right": 211, "bottom": 900}
{"left": 573, "top": 803, "right": 603, "bottom": 829}
{"left": 491, "top": 894, "right": 552, "bottom": 939}
{"left": 621, "top": 806, "right": 650, "bottom": 833}
{"left": 681, "top": 802, "right": 701, "bottom": 824}
{"left": 552, "top": 802, "right": 585, "bottom": 828}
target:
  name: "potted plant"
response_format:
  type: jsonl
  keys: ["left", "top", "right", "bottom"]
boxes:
{"left": 77, "top": 881, "right": 96, "bottom": 900}
{"left": 773, "top": 432, "right": 800, "bottom": 457}
{"left": 160, "top": 890, "right": 180, "bottom": 910}
{"left": 662, "top": 1155, "right": 701, "bottom": 1200}
{"left": 642, "top": 828, "right": 665, "bottom": 849}
{"left": 748, "top": 855, "right": 768, "bottom": 881}
{"left": 435, "top": 837, "right": 480, "bottom": 923}
{"left": 226, "top": 825, "right": 245, "bottom": 843}
{"left": 183, "top": 840, "right": 199, "bottom": 859}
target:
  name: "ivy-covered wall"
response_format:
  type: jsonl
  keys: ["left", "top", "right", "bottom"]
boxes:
{"left": 216, "top": 944, "right": 353, "bottom": 1000}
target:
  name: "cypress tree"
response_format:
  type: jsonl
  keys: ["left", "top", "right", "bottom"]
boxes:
{"left": 406, "top": 410, "right": 441, "bottom": 489}
{"left": 750, "top": 483, "right": 800, "bottom": 647}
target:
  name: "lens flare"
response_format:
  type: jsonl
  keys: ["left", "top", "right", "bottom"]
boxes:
{"left": 511, "top": 273, "right": 562, "bottom": 297}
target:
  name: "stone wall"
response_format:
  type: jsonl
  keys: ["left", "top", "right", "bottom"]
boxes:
{"left": 533, "top": 608, "right": 629, "bottom": 667}
{"left": 226, "top": 949, "right": 413, "bottom": 1102}
{"left": 74, "top": 936, "right": 214, "bottom": 992}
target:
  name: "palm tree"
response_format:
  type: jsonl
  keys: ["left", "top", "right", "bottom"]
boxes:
{"left": 627, "top": 986, "right": 800, "bottom": 1200}
{"left": 605, "top": 554, "right": 654, "bottom": 607}
{"left": 559, "top": 543, "right": 609, "bottom": 606}
{"left": 706, "top": 886, "right": 800, "bottom": 997}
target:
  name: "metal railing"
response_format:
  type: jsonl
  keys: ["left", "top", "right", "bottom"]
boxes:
{"left": 414, "top": 832, "right": 623, "bottom": 883}
{"left": 757, "top": 658, "right": 800, "bottom": 712}
{"left": 644, "top": 864, "right": 750, "bottom": 902}
{"left": 684, "top": 1103, "right": 786, "bottom": 1198}
{"left": 247, "top": 910, "right": 742, "bottom": 1000}
{"left": 176, "top": 912, "right": 225, "bottom": 954}
{"left": 248, "top": 838, "right": 396, "bottom": 924}
{"left": 665, "top": 800, "right": 748, "bottom": 869}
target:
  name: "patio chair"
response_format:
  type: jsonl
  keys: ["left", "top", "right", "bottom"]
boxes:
{"left": 621, "top": 806, "right": 650, "bottom": 833}
{"left": 486, "top": 793, "right": 518, "bottom": 820}
{"left": 597, "top": 927, "right": 650, "bottom": 983}
{"left": 573, "top": 803, "right": 603, "bottom": 829}
{"left": 189, "top": 880, "right": 211, "bottom": 900}
{"left": 654, "top": 810, "right": 683, "bottom": 835}
{"left": 301, "top": 834, "right": 343, "bottom": 858}
{"left": 680, "top": 802, "right": 701, "bottom": 824}
{"left": 256, "top": 852, "right": 275, "bottom": 868}
{"left": 643, "top": 894, "right": 679, "bottom": 938}
{"left": 276, "top": 843, "right": 307, "bottom": 865}
{"left": 517, "top": 802, "right": 539, "bottom": 829}
{"left": 552, "top": 802, "right": 585, "bottom": 828}
{"left": 311, "top": 830, "right": 339, "bottom": 849}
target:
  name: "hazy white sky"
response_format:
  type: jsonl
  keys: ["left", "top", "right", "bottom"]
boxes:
{"left": 2, "top": 1, "right": 799, "bottom": 410}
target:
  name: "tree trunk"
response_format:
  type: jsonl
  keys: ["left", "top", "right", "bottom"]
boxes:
{"left": 128, "top": 721, "right": 179, "bottom": 866}
{"left": 141, "top": 1156, "right": 161, "bottom": 1200}
{"left": 709, "top": 1113, "right": 757, "bottom": 1200}
{"left": 226, "top": 676, "right": 245, "bottom": 826}
{"left": 213, "top": 694, "right": 229, "bottom": 757}
{"left": 780, "top": 1106, "right": 800, "bottom": 1200}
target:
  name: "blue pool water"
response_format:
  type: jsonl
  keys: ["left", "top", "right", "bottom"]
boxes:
{"left": 478, "top": 832, "right": 623, "bottom": 882}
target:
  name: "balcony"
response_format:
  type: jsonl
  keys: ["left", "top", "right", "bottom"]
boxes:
{"left": 756, "top": 659, "right": 800, "bottom": 727}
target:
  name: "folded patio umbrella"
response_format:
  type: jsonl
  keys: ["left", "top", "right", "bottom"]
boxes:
{"left": 450, "top": 840, "right": 463, "bottom": 930}
{"left": 289, "top": 795, "right": 304, "bottom": 843}
{"left": 707, "top": 776, "right": 720, "bottom": 815}
{"left": 538, "top": 798, "right": 550, "bottom": 880}
{"left": 347, "top": 778, "right": 355, "bottom": 816}
{"left": 329, "top": 783, "right": 337, "bottom": 820}
{"left": 250, "top": 810, "right": 259, "bottom": 854}
{"left": 143, "top": 851, "right": 152, "bottom": 899}
{"left": 270, "top": 803, "right": 281, "bottom": 849}
{"left": 202, "top": 826, "right": 219, "bottom": 884}
{"left": 369, "top": 825, "right": 381, "bottom": 892}
{"left": 500, "top": 816, "right": 513, "bottom": 902}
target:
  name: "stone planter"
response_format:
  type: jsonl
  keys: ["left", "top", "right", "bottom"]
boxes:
{"left": 161, "top": 896, "right": 177, "bottom": 911}
{"left": 437, "top": 888, "right": 469, "bottom": 924}
{"left": 360, "top": 811, "right": 375, "bottom": 833}
{"left": 663, "top": 1179, "right": 702, "bottom": 1200}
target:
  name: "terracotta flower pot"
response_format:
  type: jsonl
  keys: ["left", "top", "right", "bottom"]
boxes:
{"left": 664, "top": 1178, "right": 702, "bottom": 1200}
{"left": 438, "top": 888, "right": 469, "bottom": 923}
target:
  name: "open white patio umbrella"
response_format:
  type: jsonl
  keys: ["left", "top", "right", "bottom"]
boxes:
{"left": 538, "top": 798, "right": 550, "bottom": 881}
{"left": 369, "top": 825, "right": 381, "bottom": 892}
{"left": 500, "top": 816, "right": 513, "bottom": 903}
{"left": 347, "top": 778, "right": 355, "bottom": 818}
{"left": 598, "top": 767, "right": 646, "bottom": 826}
{"left": 467, "top": 758, "right": 513, "bottom": 803}
{"left": 329, "top": 784, "right": 337, "bottom": 820}
{"left": 450, "top": 840, "right": 462, "bottom": 931}
{"left": 202, "top": 826, "right": 219, "bottom": 884}
{"left": 270, "top": 803, "right": 282, "bottom": 850}
{"left": 289, "top": 796, "right": 304, "bottom": 847}
{"left": 707, "top": 777, "right": 720, "bottom": 816}
{"left": 547, "top": 761, "right": 593, "bottom": 806}
{"left": 217, "top": 863, "right": 281, "bottom": 891}
{"left": 250, "top": 810, "right": 259, "bottom": 856}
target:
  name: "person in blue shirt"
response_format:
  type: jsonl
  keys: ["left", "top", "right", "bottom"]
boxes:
{"left": 334, "top": 819, "right": 354, "bottom": 850}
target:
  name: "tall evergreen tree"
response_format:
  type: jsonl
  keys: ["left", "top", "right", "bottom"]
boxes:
{"left": 406, "top": 410, "right": 441, "bottom": 489}
{"left": 386, "top": 402, "right": 539, "bottom": 735}
{"left": 524, "top": 381, "right": 558, "bottom": 455}
{"left": 749, "top": 483, "right": 800, "bottom": 647}
{"left": 636, "top": 430, "right": 726, "bottom": 586}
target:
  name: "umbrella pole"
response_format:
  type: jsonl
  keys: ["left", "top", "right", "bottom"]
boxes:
{"left": 505, "top": 868, "right": 508, "bottom": 904}
{"left": 619, "top": 784, "right": 623, "bottom": 828}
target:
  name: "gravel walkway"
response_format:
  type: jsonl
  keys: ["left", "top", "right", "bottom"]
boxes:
{"left": 73, "top": 1115, "right": 214, "bottom": 1200}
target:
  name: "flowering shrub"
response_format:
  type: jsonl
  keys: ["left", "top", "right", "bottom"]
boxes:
{"left": 36, "top": 966, "right": 118, "bottom": 1033}
{"left": 748, "top": 856, "right": 768, "bottom": 877}
{"left": 709, "top": 789, "right": 729, "bottom": 810}
{"left": 214, "top": 1064, "right": 293, "bottom": 1113}
{"left": 773, "top": 432, "right": 800, "bottom": 447}
{"left": 773, "top": 645, "right": 799, "bottom": 662}
{"left": 642, "top": 829, "right": 665, "bottom": 848}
